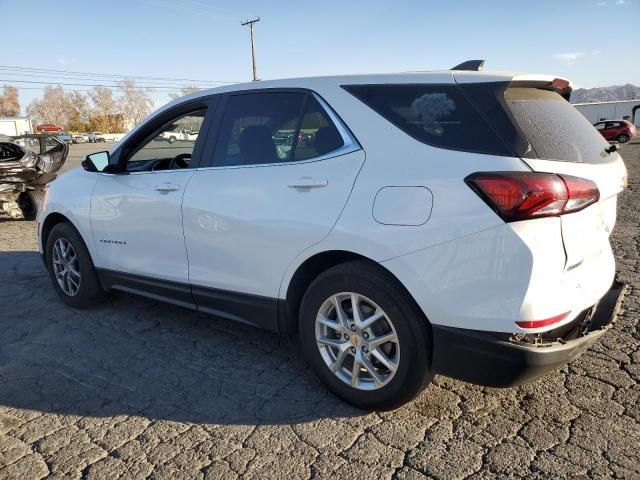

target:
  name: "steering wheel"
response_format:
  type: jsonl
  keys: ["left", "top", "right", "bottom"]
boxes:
{"left": 169, "top": 153, "right": 191, "bottom": 169}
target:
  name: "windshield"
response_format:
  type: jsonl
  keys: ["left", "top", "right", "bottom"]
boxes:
{"left": 504, "top": 87, "right": 610, "bottom": 163}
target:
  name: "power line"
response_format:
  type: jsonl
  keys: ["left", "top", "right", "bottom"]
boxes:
{"left": 0, "top": 70, "right": 222, "bottom": 87}
{"left": 0, "top": 79, "right": 216, "bottom": 90}
{"left": 0, "top": 65, "right": 239, "bottom": 85}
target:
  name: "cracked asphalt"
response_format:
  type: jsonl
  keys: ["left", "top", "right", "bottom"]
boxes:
{"left": 0, "top": 140, "right": 639, "bottom": 479}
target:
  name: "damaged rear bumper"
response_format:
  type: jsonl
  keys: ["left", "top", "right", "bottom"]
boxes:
{"left": 431, "top": 279, "right": 627, "bottom": 387}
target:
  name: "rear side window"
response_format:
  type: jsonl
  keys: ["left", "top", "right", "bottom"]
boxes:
{"left": 212, "top": 92, "right": 346, "bottom": 167}
{"left": 343, "top": 84, "right": 513, "bottom": 156}
{"left": 504, "top": 88, "right": 609, "bottom": 163}
{"left": 294, "top": 96, "right": 344, "bottom": 161}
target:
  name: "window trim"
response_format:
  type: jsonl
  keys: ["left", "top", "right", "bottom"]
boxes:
{"left": 198, "top": 88, "right": 360, "bottom": 170}
{"left": 108, "top": 96, "right": 218, "bottom": 173}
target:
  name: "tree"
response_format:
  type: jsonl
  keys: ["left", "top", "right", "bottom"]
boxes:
{"left": 87, "top": 86, "right": 119, "bottom": 132}
{"left": 118, "top": 79, "right": 154, "bottom": 128}
{"left": 168, "top": 85, "right": 201, "bottom": 101}
{"left": 0, "top": 85, "right": 20, "bottom": 116}
{"left": 65, "top": 91, "right": 90, "bottom": 131}
{"left": 26, "top": 85, "right": 67, "bottom": 126}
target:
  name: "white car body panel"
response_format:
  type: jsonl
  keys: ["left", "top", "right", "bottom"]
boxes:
{"left": 90, "top": 170, "right": 194, "bottom": 283}
{"left": 37, "top": 169, "right": 99, "bottom": 257}
{"left": 183, "top": 150, "right": 365, "bottom": 298}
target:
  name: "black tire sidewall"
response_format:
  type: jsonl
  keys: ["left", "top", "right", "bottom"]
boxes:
{"left": 618, "top": 135, "right": 629, "bottom": 143}
{"left": 45, "top": 223, "right": 105, "bottom": 309}
{"left": 299, "top": 261, "right": 432, "bottom": 410}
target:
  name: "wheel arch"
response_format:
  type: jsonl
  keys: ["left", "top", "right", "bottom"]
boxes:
{"left": 279, "top": 249, "right": 428, "bottom": 335}
{"left": 40, "top": 213, "right": 87, "bottom": 262}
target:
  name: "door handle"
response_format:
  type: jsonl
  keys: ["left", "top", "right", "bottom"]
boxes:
{"left": 154, "top": 183, "right": 180, "bottom": 192}
{"left": 288, "top": 177, "right": 328, "bottom": 189}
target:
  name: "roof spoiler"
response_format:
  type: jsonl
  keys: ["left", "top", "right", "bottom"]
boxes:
{"left": 451, "top": 60, "right": 485, "bottom": 71}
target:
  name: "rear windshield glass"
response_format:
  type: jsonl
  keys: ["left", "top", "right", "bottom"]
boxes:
{"left": 343, "top": 84, "right": 514, "bottom": 156}
{"left": 504, "top": 88, "right": 610, "bottom": 163}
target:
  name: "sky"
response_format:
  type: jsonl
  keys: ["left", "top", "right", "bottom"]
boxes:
{"left": 1, "top": 0, "right": 638, "bottom": 114}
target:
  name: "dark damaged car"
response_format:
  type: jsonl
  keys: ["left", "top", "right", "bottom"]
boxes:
{"left": 0, "top": 134, "right": 68, "bottom": 219}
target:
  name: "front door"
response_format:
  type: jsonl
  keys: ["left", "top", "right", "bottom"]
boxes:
{"left": 182, "top": 91, "right": 364, "bottom": 329}
{"left": 90, "top": 107, "right": 209, "bottom": 296}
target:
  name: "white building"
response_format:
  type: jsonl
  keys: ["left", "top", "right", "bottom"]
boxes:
{"left": 573, "top": 99, "right": 640, "bottom": 127}
{"left": 0, "top": 117, "right": 33, "bottom": 136}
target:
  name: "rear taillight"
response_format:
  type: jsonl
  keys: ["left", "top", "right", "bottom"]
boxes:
{"left": 515, "top": 312, "right": 570, "bottom": 330}
{"left": 465, "top": 172, "right": 600, "bottom": 222}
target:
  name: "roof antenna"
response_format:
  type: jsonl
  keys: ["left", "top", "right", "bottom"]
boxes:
{"left": 451, "top": 60, "right": 485, "bottom": 71}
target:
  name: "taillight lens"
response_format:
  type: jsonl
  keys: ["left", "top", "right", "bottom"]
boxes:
{"left": 466, "top": 172, "right": 599, "bottom": 222}
{"left": 515, "top": 312, "right": 570, "bottom": 330}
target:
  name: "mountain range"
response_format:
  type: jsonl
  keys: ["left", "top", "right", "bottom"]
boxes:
{"left": 570, "top": 84, "right": 640, "bottom": 103}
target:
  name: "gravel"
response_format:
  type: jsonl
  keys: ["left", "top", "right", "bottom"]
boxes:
{"left": 0, "top": 140, "right": 638, "bottom": 479}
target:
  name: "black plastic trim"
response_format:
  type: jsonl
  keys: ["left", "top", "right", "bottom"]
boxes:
{"left": 96, "top": 268, "right": 280, "bottom": 332}
{"left": 431, "top": 279, "right": 627, "bottom": 387}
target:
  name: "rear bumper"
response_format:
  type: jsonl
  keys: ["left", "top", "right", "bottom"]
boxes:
{"left": 431, "top": 279, "right": 627, "bottom": 387}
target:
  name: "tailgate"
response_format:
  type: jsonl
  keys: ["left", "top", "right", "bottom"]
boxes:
{"left": 503, "top": 86, "right": 628, "bottom": 271}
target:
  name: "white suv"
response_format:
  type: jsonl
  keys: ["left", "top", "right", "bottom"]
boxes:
{"left": 37, "top": 64, "right": 628, "bottom": 410}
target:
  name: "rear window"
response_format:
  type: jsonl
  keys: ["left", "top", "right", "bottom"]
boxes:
{"left": 504, "top": 88, "right": 609, "bottom": 163}
{"left": 343, "top": 84, "right": 514, "bottom": 156}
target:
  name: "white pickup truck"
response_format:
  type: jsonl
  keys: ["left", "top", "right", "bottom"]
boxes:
{"left": 87, "top": 132, "right": 126, "bottom": 143}
{"left": 160, "top": 129, "right": 199, "bottom": 143}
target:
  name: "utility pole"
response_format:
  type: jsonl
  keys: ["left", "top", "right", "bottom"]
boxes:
{"left": 241, "top": 17, "right": 260, "bottom": 81}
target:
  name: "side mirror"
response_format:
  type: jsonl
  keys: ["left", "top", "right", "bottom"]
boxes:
{"left": 82, "top": 151, "right": 110, "bottom": 172}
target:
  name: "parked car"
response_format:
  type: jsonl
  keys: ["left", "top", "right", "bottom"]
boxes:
{"left": 594, "top": 120, "right": 637, "bottom": 143}
{"left": 87, "top": 132, "right": 106, "bottom": 143}
{"left": 56, "top": 133, "right": 73, "bottom": 144}
{"left": 72, "top": 134, "right": 87, "bottom": 144}
{"left": 0, "top": 134, "right": 68, "bottom": 219}
{"left": 36, "top": 124, "right": 63, "bottom": 134}
{"left": 161, "top": 129, "right": 199, "bottom": 143}
{"left": 37, "top": 64, "right": 628, "bottom": 410}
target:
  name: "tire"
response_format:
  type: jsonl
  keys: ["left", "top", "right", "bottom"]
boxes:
{"left": 299, "top": 260, "right": 433, "bottom": 410}
{"left": 617, "top": 134, "right": 630, "bottom": 144}
{"left": 21, "top": 190, "right": 44, "bottom": 220}
{"left": 168, "top": 136, "right": 177, "bottom": 144}
{"left": 45, "top": 222, "right": 107, "bottom": 309}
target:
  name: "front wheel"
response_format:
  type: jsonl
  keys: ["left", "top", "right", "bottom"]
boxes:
{"left": 617, "top": 134, "right": 630, "bottom": 143}
{"left": 299, "top": 261, "right": 433, "bottom": 410}
{"left": 46, "top": 223, "right": 107, "bottom": 308}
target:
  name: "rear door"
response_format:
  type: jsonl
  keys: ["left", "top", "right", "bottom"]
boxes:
{"left": 502, "top": 87, "right": 627, "bottom": 276}
{"left": 182, "top": 90, "right": 364, "bottom": 329}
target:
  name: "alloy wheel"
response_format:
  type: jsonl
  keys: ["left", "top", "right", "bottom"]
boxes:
{"left": 315, "top": 292, "right": 400, "bottom": 390}
{"left": 52, "top": 238, "right": 81, "bottom": 296}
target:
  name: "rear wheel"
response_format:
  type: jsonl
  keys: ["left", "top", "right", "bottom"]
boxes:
{"left": 168, "top": 136, "right": 177, "bottom": 144}
{"left": 617, "top": 134, "right": 630, "bottom": 143}
{"left": 299, "top": 261, "right": 433, "bottom": 410}
{"left": 46, "top": 223, "right": 107, "bottom": 308}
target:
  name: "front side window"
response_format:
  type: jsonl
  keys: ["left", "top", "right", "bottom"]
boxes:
{"left": 125, "top": 109, "right": 206, "bottom": 171}
{"left": 212, "top": 92, "right": 345, "bottom": 167}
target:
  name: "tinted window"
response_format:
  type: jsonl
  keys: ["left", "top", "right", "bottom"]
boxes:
{"left": 213, "top": 93, "right": 305, "bottom": 167}
{"left": 594, "top": 122, "right": 606, "bottom": 130}
{"left": 343, "top": 84, "right": 513, "bottom": 155}
{"left": 608, "top": 122, "right": 621, "bottom": 128}
{"left": 505, "top": 88, "right": 609, "bottom": 163}
{"left": 294, "top": 96, "right": 344, "bottom": 161}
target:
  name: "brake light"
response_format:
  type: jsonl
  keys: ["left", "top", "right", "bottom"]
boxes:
{"left": 465, "top": 172, "right": 599, "bottom": 222}
{"left": 516, "top": 312, "right": 570, "bottom": 330}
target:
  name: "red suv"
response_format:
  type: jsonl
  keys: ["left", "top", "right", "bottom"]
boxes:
{"left": 594, "top": 120, "right": 637, "bottom": 143}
